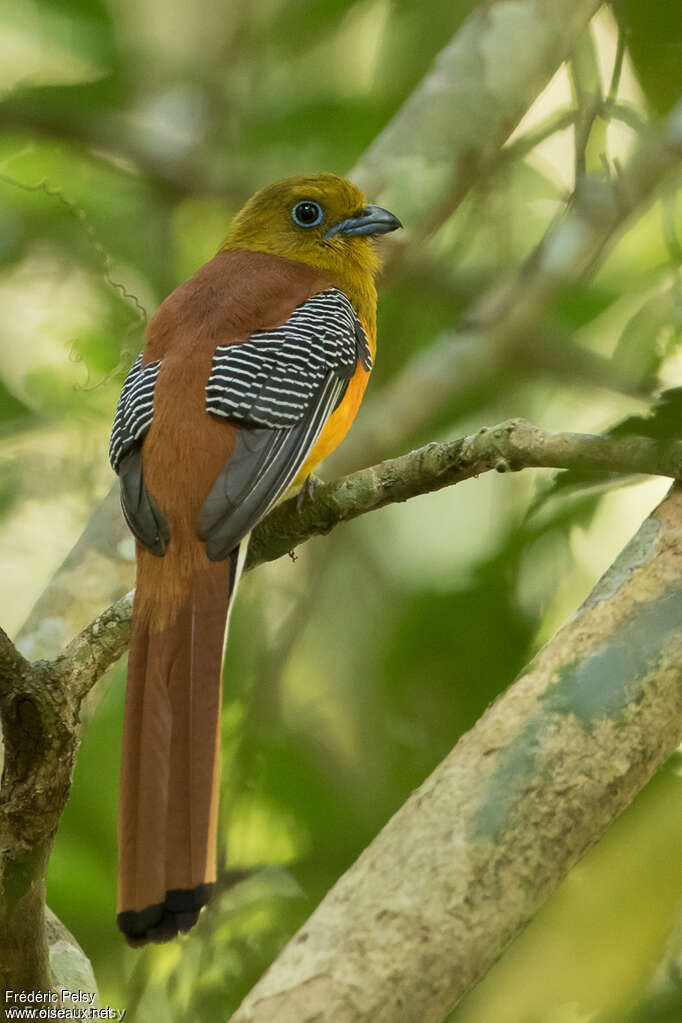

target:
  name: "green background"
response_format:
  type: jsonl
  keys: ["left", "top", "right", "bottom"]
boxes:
{"left": 0, "top": 1, "right": 681, "bottom": 1020}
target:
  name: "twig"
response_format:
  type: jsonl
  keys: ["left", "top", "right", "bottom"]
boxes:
{"left": 606, "top": 18, "right": 628, "bottom": 107}
{"left": 352, "top": 0, "right": 603, "bottom": 252}
{"left": 248, "top": 419, "right": 682, "bottom": 569}
{"left": 6, "top": 418, "right": 680, "bottom": 700}
{"left": 500, "top": 106, "right": 579, "bottom": 165}
{"left": 569, "top": 28, "right": 603, "bottom": 185}
{"left": 336, "top": 96, "right": 682, "bottom": 475}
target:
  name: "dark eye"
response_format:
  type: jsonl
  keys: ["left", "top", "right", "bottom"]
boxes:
{"left": 292, "top": 201, "right": 323, "bottom": 227}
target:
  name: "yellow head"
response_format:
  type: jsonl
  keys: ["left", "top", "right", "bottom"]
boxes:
{"left": 223, "top": 173, "right": 401, "bottom": 302}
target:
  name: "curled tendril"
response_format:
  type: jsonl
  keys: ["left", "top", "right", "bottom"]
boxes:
{"left": 0, "top": 170, "right": 149, "bottom": 390}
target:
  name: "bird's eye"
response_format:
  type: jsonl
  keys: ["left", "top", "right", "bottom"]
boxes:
{"left": 292, "top": 201, "right": 323, "bottom": 227}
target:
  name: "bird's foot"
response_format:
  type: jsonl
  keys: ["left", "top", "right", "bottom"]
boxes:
{"left": 296, "top": 473, "right": 323, "bottom": 513}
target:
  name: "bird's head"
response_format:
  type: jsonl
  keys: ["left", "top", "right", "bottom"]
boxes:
{"left": 223, "top": 173, "right": 402, "bottom": 284}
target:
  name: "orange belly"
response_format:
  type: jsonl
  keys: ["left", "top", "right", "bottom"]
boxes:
{"left": 294, "top": 361, "right": 370, "bottom": 485}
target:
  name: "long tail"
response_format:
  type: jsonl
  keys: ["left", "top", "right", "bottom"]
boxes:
{"left": 117, "top": 543, "right": 245, "bottom": 946}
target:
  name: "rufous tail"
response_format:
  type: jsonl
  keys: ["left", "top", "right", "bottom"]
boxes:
{"left": 117, "top": 546, "right": 242, "bottom": 946}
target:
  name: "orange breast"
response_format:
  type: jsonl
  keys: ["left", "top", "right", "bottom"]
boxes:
{"left": 294, "top": 347, "right": 373, "bottom": 484}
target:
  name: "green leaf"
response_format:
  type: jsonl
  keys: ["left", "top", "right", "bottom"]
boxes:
{"left": 553, "top": 283, "right": 621, "bottom": 331}
{"left": 614, "top": 0, "right": 682, "bottom": 116}
{"left": 0, "top": 375, "right": 33, "bottom": 424}
{"left": 612, "top": 287, "right": 682, "bottom": 379}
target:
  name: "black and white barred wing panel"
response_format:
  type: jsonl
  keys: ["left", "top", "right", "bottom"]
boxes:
{"left": 199, "top": 288, "right": 371, "bottom": 560}
{"left": 205, "top": 287, "right": 371, "bottom": 428}
{"left": 109, "top": 355, "right": 162, "bottom": 473}
{"left": 108, "top": 354, "right": 167, "bottom": 556}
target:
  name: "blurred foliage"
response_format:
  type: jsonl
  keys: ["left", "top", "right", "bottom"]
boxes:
{"left": 0, "top": 0, "right": 681, "bottom": 1021}
{"left": 614, "top": 0, "right": 682, "bottom": 116}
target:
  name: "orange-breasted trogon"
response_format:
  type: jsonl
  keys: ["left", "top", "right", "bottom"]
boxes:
{"left": 109, "top": 173, "right": 401, "bottom": 945}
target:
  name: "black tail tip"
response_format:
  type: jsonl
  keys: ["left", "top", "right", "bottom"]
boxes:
{"left": 117, "top": 883, "right": 215, "bottom": 947}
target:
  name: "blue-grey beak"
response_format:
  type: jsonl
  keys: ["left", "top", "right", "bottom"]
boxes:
{"left": 325, "top": 204, "right": 403, "bottom": 239}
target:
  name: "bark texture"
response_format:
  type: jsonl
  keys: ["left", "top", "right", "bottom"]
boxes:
{"left": 2, "top": 421, "right": 681, "bottom": 998}
{"left": 15, "top": 418, "right": 682, "bottom": 676}
{"left": 229, "top": 485, "right": 682, "bottom": 1023}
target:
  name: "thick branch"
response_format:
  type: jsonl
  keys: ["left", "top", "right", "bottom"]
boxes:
{"left": 1, "top": 421, "right": 680, "bottom": 1000}
{"left": 0, "top": 627, "right": 30, "bottom": 699}
{"left": 30, "top": 418, "right": 682, "bottom": 699}
{"left": 229, "top": 485, "right": 682, "bottom": 1023}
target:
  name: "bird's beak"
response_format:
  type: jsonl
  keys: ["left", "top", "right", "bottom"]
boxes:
{"left": 325, "top": 204, "right": 403, "bottom": 239}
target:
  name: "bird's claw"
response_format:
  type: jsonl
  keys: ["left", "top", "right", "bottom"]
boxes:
{"left": 296, "top": 473, "right": 322, "bottom": 513}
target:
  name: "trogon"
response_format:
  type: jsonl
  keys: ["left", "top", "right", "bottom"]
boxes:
{"left": 109, "top": 173, "right": 401, "bottom": 945}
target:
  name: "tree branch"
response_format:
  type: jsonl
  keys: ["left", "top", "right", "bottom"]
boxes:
{"left": 228, "top": 484, "right": 682, "bottom": 1023}
{"left": 335, "top": 94, "right": 682, "bottom": 474}
{"left": 247, "top": 418, "right": 682, "bottom": 569}
{"left": 50, "top": 591, "right": 134, "bottom": 704}
{"left": 14, "top": 418, "right": 682, "bottom": 701}
{"left": 1, "top": 418, "right": 680, "bottom": 996}
{"left": 352, "top": 0, "right": 602, "bottom": 253}
{"left": 0, "top": 626, "right": 30, "bottom": 699}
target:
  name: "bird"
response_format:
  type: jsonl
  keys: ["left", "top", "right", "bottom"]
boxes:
{"left": 109, "top": 173, "right": 401, "bottom": 946}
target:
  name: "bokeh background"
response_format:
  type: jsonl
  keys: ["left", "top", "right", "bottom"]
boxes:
{"left": 0, "top": 0, "right": 681, "bottom": 1020}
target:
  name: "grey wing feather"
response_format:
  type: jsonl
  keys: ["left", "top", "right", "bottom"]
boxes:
{"left": 118, "top": 448, "right": 170, "bottom": 556}
{"left": 198, "top": 374, "right": 346, "bottom": 560}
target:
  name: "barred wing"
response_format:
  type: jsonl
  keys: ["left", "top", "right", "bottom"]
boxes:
{"left": 205, "top": 288, "right": 371, "bottom": 427}
{"left": 198, "top": 288, "right": 370, "bottom": 560}
{"left": 109, "top": 355, "right": 161, "bottom": 473}
{"left": 108, "top": 355, "right": 168, "bottom": 556}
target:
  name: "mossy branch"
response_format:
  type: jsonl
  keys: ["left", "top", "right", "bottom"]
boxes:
{"left": 229, "top": 484, "right": 682, "bottom": 1022}
{"left": 0, "top": 424, "right": 680, "bottom": 1001}
{"left": 248, "top": 418, "right": 682, "bottom": 569}
{"left": 4, "top": 418, "right": 681, "bottom": 707}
